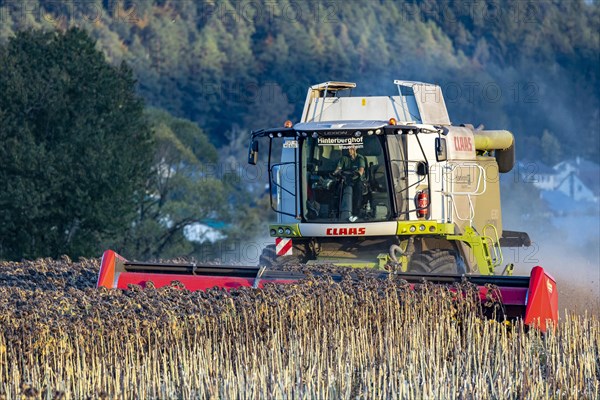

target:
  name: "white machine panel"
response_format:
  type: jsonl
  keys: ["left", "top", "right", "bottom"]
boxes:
{"left": 301, "top": 80, "right": 451, "bottom": 125}
{"left": 445, "top": 126, "right": 477, "bottom": 160}
{"left": 306, "top": 96, "right": 415, "bottom": 123}
{"left": 299, "top": 221, "right": 398, "bottom": 237}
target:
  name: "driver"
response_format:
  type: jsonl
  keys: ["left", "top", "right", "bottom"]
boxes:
{"left": 332, "top": 145, "right": 367, "bottom": 222}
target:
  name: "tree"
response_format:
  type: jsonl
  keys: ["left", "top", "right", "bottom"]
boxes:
{"left": 120, "top": 108, "right": 228, "bottom": 260}
{"left": 541, "top": 130, "right": 563, "bottom": 166}
{"left": 0, "top": 29, "right": 152, "bottom": 260}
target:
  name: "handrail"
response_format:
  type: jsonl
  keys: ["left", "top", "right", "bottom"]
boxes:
{"left": 443, "top": 162, "right": 487, "bottom": 226}
{"left": 483, "top": 223, "right": 503, "bottom": 269}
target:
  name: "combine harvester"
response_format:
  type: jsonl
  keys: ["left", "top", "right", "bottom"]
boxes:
{"left": 99, "top": 81, "right": 558, "bottom": 330}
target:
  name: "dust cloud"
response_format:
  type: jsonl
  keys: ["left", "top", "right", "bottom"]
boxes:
{"left": 506, "top": 223, "right": 600, "bottom": 317}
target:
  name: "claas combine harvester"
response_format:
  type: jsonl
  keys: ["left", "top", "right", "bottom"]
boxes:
{"left": 99, "top": 81, "right": 558, "bottom": 330}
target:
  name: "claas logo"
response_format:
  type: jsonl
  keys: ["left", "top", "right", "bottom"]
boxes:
{"left": 453, "top": 136, "right": 473, "bottom": 151}
{"left": 326, "top": 227, "right": 366, "bottom": 236}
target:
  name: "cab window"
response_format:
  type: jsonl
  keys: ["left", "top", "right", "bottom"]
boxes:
{"left": 301, "top": 136, "right": 391, "bottom": 223}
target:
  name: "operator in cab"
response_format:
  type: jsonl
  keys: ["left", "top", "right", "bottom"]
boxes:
{"left": 332, "top": 145, "right": 367, "bottom": 222}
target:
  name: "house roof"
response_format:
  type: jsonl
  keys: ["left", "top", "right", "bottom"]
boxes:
{"left": 554, "top": 157, "right": 599, "bottom": 172}
{"left": 554, "top": 158, "right": 600, "bottom": 196}
{"left": 578, "top": 171, "right": 600, "bottom": 196}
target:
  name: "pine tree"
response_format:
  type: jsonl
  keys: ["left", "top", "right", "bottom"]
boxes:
{"left": 0, "top": 29, "right": 152, "bottom": 260}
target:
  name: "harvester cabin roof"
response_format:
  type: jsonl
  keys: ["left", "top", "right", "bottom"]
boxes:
{"left": 301, "top": 80, "right": 451, "bottom": 126}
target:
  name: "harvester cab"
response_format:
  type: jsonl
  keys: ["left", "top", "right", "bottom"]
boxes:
{"left": 98, "top": 80, "right": 558, "bottom": 331}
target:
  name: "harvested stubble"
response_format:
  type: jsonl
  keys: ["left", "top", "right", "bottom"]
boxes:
{"left": 0, "top": 257, "right": 598, "bottom": 399}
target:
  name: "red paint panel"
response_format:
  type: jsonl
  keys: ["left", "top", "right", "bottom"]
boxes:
{"left": 115, "top": 272, "right": 299, "bottom": 291}
{"left": 477, "top": 286, "right": 528, "bottom": 305}
{"left": 524, "top": 266, "right": 559, "bottom": 332}
{"left": 117, "top": 272, "right": 256, "bottom": 290}
{"left": 97, "top": 250, "right": 116, "bottom": 288}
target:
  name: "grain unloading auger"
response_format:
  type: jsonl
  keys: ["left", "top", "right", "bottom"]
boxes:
{"left": 98, "top": 81, "right": 558, "bottom": 331}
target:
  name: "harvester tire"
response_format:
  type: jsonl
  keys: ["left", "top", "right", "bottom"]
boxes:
{"left": 408, "top": 249, "right": 466, "bottom": 275}
{"left": 258, "top": 244, "right": 306, "bottom": 269}
{"left": 258, "top": 245, "right": 277, "bottom": 267}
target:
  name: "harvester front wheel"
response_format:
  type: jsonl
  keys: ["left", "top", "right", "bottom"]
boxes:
{"left": 408, "top": 249, "right": 466, "bottom": 275}
{"left": 258, "top": 244, "right": 306, "bottom": 269}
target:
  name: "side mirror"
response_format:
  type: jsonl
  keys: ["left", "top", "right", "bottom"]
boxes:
{"left": 248, "top": 139, "right": 259, "bottom": 165}
{"left": 435, "top": 137, "right": 447, "bottom": 162}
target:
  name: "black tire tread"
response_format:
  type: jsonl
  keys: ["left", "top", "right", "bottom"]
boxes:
{"left": 258, "top": 243, "right": 306, "bottom": 268}
{"left": 408, "top": 249, "right": 466, "bottom": 275}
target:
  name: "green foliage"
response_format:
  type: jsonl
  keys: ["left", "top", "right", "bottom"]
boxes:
{"left": 119, "top": 108, "right": 228, "bottom": 260}
{"left": 1, "top": 1, "right": 596, "bottom": 158}
{"left": 134, "top": 1, "right": 600, "bottom": 159}
{"left": 0, "top": 28, "right": 152, "bottom": 261}
{"left": 541, "top": 130, "right": 563, "bottom": 165}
